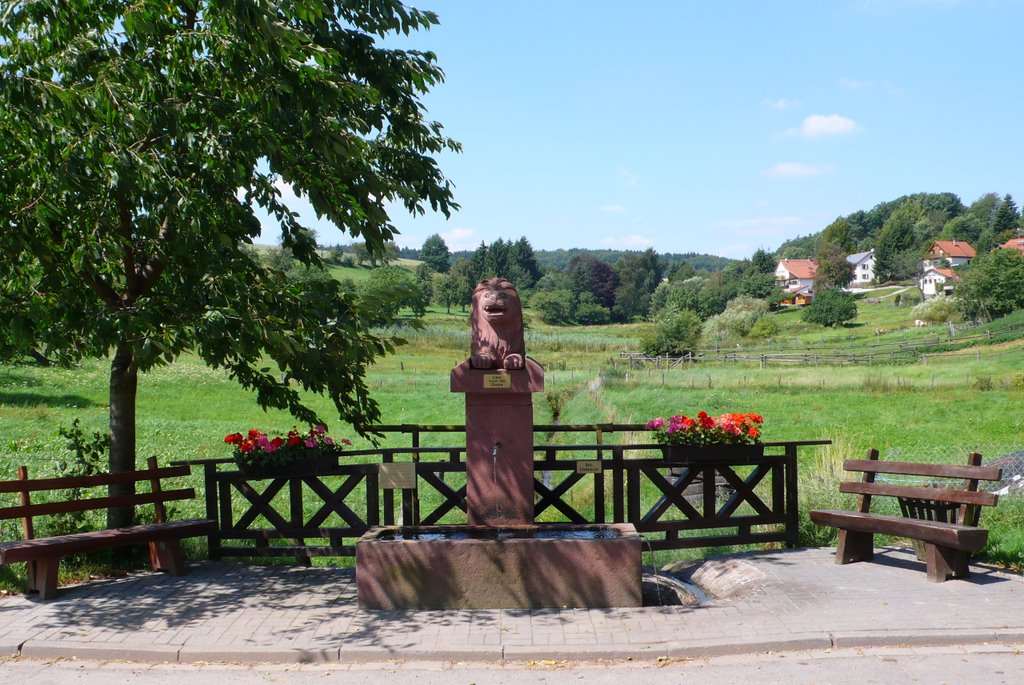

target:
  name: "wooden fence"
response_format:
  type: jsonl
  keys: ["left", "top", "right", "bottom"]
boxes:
{"left": 182, "top": 425, "right": 827, "bottom": 563}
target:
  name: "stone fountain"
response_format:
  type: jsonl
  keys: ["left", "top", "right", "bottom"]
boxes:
{"left": 356, "top": 278, "right": 641, "bottom": 609}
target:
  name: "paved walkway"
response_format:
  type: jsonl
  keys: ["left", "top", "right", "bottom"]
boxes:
{"left": 1, "top": 547, "right": 1022, "bottom": 664}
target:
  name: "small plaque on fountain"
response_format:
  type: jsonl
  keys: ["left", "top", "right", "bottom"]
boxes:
{"left": 483, "top": 373, "right": 512, "bottom": 389}
{"left": 576, "top": 460, "right": 603, "bottom": 474}
{"left": 379, "top": 462, "right": 417, "bottom": 490}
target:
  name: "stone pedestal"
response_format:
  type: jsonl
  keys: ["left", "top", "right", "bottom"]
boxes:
{"left": 450, "top": 358, "right": 544, "bottom": 526}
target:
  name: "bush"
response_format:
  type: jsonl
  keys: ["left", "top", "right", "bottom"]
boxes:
{"left": 911, "top": 296, "right": 962, "bottom": 325}
{"left": 747, "top": 316, "right": 779, "bottom": 340}
{"left": 640, "top": 308, "right": 702, "bottom": 356}
{"left": 801, "top": 289, "right": 857, "bottom": 327}
{"left": 701, "top": 296, "right": 770, "bottom": 345}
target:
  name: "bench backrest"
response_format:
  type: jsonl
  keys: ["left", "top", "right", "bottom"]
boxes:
{"left": 0, "top": 456, "right": 196, "bottom": 540}
{"left": 842, "top": 449, "right": 1001, "bottom": 527}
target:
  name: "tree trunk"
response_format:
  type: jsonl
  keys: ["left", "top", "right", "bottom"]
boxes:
{"left": 108, "top": 344, "right": 138, "bottom": 529}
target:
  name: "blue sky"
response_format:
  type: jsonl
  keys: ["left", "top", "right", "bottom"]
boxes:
{"left": 261, "top": 0, "right": 1024, "bottom": 259}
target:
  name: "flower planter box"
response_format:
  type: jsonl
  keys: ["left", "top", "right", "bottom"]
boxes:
{"left": 662, "top": 443, "right": 765, "bottom": 464}
{"left": 236, "top": 454, "right": 338, "bottom": 478}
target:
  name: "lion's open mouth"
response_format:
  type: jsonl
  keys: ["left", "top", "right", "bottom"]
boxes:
{"left": 483, "top": 303, "right": 505, "bottom": 314}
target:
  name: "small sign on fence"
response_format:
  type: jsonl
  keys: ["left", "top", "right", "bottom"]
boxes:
{"left": 379, "top": 462, "right": 417, "bottom": 490}
{"left": 576, "top": 460, "right": 603, "bottom": 475}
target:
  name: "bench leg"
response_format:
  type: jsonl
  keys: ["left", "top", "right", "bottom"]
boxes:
{"left": 925, "top": 544, "right": 970, "bottom": 583}
{"left": 149, "top": 539, "right": 185, "bottom": 575}
{"left": 836, "top": 529, "right": 874, "bottom": 564}
{"left": 27, "top": 558, "right": 60, "bottom": 600}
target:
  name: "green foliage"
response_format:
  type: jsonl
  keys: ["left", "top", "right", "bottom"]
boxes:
{"left": 0, "top": 1, "right": 459, "bottom": 483}
{"left": 820, "top": 218, "right": 855, "bottom": 252}
{"left": 613, "top": 249, "right": 663, "bottom": 322}
{"left": 468, "top": 238, "right": 543, "bottom": 290}
{"left": 362, "top": 265, "right": 429, "bottom": 320}
{"left": 802, "top": 289, "right": 858, "bottom": 327}
{"left": 746, "top": 315, "right": 779, "bottom": 340}
{"left": 874, "top": 202, "right": 923, "bottom": 282}
{"left": 992, "top": 195, "right": 1020, "bottom": 235}
{"left": 419, "top": 234, "right": 452, "bottom": 274}
{"left": 956, "top": 248, "right": 1024, "bottom": 319}
{"left": 911, "top": 296, "right": 962, "bottom": 325}
{"left": 813, "top": 241, "right": 854, "bottom": 290}
{"left": 701, "top": 296, "right": 771, "bottom": 345}
{"left": 640, "top": 308, "right": 702, "bottom": 356}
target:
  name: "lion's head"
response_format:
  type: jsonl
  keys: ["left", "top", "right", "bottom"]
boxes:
{"left": 470, "top": 278, "right": 526, "bottom": 370}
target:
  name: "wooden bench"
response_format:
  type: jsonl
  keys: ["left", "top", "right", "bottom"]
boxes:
{"left": 0, "top": 456, "right": 216, "bottom": 599}
{"left": 810, "top": 449, "right": 1002, "bottom": 582}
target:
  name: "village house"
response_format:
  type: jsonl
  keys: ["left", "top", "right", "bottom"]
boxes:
{"left": 921, "top": 240, "right": 975, "bottom": 270}
{"left": 919, "top": 266, "right": 960, "bottom": 299}
{"left": 846, "top": 249, "right": 875, "bottom": 285}
{"left": 775, "top": 258, "right": 817, "bottom": 304}
{"left": 1000, "top": 236, "right": 1024, "bottom": 254}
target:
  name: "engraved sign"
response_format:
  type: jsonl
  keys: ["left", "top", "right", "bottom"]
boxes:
{"left": 379, "top": 462, "right": 417, "bottom": 490}
{"left": 483, "top": 373, "right": 512, "bottom": 389}
{"left": 576, "top": 460, "right": 603, "bottom": 475}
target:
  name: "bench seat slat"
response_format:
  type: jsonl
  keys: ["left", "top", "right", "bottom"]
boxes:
{"left": 0, "top": 465, "right": 194, "bottom": 494}
{"left": 838, "top": 482, "right": 998, "bottom": 506}
{"left": 0, "top": 519, "right": 216, "bottom": 564}
{"left": 842, "top": 460, "right": 1002, "bottom": 481}
{"left": 809, "top": 510, "right": 989, "bottom": 552}
{"left": 0, "top": 488, "right": 198, "bottom": 521}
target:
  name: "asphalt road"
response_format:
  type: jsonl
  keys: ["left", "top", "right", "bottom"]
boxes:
{"left": 2, "top": 645, "right": 1021, "bottom": 685}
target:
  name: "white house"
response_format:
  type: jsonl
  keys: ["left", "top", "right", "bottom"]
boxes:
{"left": 846, "top": 250, "right": 875, "bottom": 285}
{"left": 775, "top": 259, "right": 817, "bottom": 304}
{"left": 919, "top": 267, "right": 960, "bottom": 299}
{"left": 922, "top": 240, "right": 975, "bottom": 270}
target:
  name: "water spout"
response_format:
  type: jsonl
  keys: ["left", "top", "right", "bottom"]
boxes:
{"left": 491, "top": 442, "right": 501, "bottom": 481}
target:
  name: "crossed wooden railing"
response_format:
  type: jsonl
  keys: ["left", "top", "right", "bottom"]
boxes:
{"left": 181, "top": 426, "right": 827, "bottom": 563}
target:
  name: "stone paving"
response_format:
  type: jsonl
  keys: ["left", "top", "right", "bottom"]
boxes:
{"left": 1, "top": 546, "right": 1022, "bottom": 664}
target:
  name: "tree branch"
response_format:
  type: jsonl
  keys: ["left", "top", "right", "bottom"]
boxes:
{"left": 134, "top": 215, "right": 174, "bottom": 300}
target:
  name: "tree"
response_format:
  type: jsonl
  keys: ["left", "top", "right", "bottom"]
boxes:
{"left": 419, "top": 234, "right": 451, "bottom": 273}
{"left": 801, "top": 290, "right": 858, "bottom": 327}
{"left": 362, "top": 266, "right": 428, "bottom": 320}
{"left": 992, "top": 194, "right": 1020, "bottom": 237}
{"left": 874, "top": 202, "right": 922, "bottom": 282}
{"left": 613, "top": 249, "right": 663, "bottom": 321}
{"left": 956, "top": 248, "right": 1024, "bottom": 319}
{"left": 0, "top": 2, "right": 457, "bottom": 527}
{"left": 446, "top": 258, "right": 478, "bottom": 312}
{"left": 813, "top": 242, "right": 854, "bottom": 290}
{"left": 640, "top": 308, "right": 702, "bottom": 356}
{"left": 567, "top": 253, "right": 618, "bottom": 309}
{"left": 820, "top": 218, "right": 855, "bottom": 253}
{"left": 749, "top": 248, "right": 777, "bottom": 275}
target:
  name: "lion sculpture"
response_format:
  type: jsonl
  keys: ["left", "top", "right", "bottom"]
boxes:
{"left": 470, "top": 277, "right": 525, "bottom": 370}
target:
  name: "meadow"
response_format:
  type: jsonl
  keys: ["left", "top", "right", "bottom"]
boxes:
{"left": 2, "top": 291, "right": 1023, "bottom": 588}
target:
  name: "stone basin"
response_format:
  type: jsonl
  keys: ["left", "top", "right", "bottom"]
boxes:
{"left": 355, "top": 523, "right": 642, "bottom": 610}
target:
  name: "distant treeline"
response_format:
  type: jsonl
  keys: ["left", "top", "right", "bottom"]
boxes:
{"left": 395, "top": 246, "right": 736, "bottom": 274}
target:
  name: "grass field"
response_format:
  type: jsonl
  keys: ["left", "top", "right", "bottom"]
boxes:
{"left": 2, "top": 292, "right": 1023, "bottom": 590}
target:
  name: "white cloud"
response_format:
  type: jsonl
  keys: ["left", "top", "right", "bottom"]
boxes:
{"left": 839, "top": 77, "right": 871, "bottom": 90}
{"left": 787, "top": 114, "right": 860, "bottom": 138}
{"left": 600, "top": 234, "right": 655, "bottom": 249}
{"left": 598, "top": 204, "right": 627, "bottom": 214}
{"left": 761, "top": 97, "right": 801, "bottom": 110}
{"left": 442, "top": 227, "right": 477, "bottom": 251}
{"left": 763, "top": 162, "right": 836, "bottom": 178}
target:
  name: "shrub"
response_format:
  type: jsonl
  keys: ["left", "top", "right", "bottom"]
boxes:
{"left": 640, "top": 308, "right": 702, "bottom": 356}
{"left": 801, "top": 289, "right": 857, "bottom": 327}
{"left": 701, "top": 296, "right": 770, "bottom": 345}
{"left": 911, "top": 296, "right": 962, "bottom": 325}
